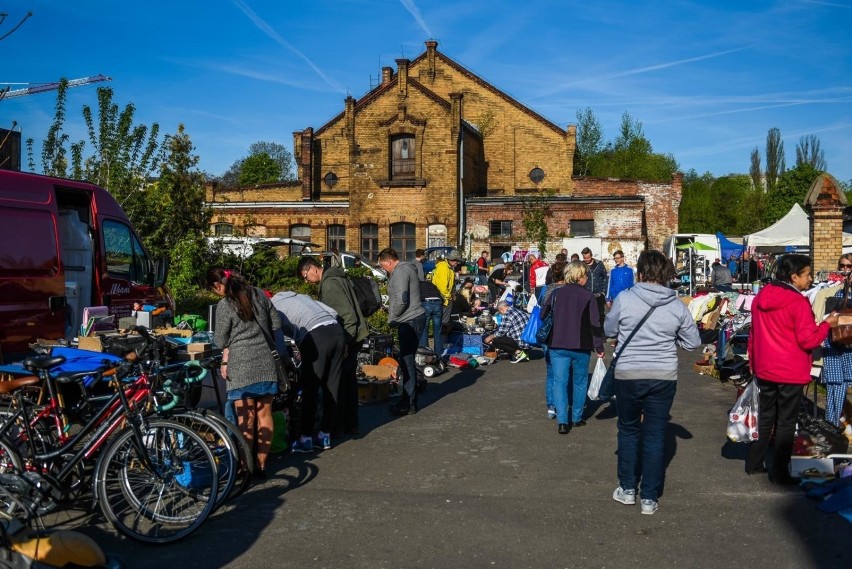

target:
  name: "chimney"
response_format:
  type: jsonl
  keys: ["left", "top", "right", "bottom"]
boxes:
{"left": 425, "top": 40, "right": 438, "bottom": 81}
{"left": 396, "top": 58, "right": 409, "bottom": 96}
{"left": 381, "top": 66, "right": 393, "bottom": 85}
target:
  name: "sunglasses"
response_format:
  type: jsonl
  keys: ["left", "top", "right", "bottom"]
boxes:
{"left": 839, "top": 263, "right": 852, "bottom": 268}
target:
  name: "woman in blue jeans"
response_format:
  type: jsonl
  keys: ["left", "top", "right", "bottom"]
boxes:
{"left": 604, "top": 250, "right": 700, "bottom": 515}
{"left": 540, "top": 262, "right": 566, "bottom": 420}
{"left": 540, "top": 261, "right": 604, "bottom": 434}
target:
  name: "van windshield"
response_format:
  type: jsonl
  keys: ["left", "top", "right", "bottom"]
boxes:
{"left": 103, "top": 220, "right": 149, "bottom": 284}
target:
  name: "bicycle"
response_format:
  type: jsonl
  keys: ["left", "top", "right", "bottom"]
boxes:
{"left": 0, "top": 353, "right": 219, "bottom": 544}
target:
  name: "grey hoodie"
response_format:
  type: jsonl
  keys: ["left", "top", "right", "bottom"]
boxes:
{"left": 603, "top": 282, "right": 700, "bottom": 381}
{"left": 386, "top": 261, "right": 425, "bottom": 325}
{"left": 270, "top": 291, "right": 339, "bottom": 345}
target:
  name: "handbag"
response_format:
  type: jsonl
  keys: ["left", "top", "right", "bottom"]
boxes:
{"left": 521, "top": 305, "right": 542, "bottom": 346}
{"left": 827, "top": 280, "right": 852, "bottom": 344}
{"left": 256, "top": 317, "right": 296, "bottom": 402}
{"left": 536, "top": 293, "right": 556, "bottom": 344}
{"left": 598, "top": 305, "right": 657, "bottom": 400}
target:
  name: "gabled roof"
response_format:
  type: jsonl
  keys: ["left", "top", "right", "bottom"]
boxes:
{"left": 409, "top": 49, "right": 566, "bottom": 137}
{"left": 314, "top": 75, "right": 452, "bottom": 137}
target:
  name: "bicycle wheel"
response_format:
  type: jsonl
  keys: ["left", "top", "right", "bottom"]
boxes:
{"left": 0, "top": 436, "right": 26, "bottom": 519}
{"left": 169, "top": 410, "right": 238, "bottom": 509}
{"left": 201, "top": 409, "right": 254, "bottom": 499}
{"left": 95, "top": 419, "right": 218, "bottom": 544}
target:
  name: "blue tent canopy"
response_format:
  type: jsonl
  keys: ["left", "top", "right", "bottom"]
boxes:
{"left": 716, "top": 231, "right": 744, "bottom": 260}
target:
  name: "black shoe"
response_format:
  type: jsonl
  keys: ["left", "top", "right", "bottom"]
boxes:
{"left": 253, "top": 467, "right": 268, "bottom": 480}
{"left": 769, "top": 473, "right": 801, "bottom": 486}
{"left": 389, "top": 404, "right": 417, "bottom": 416}
{"left": 746, "top": 466, "right": 768, "bottom": 477}
{"left": 558, "top": 423, "right": 571, "bottom": 434}
{"left": 572, "top": 420, "right": 587, "bottom": 428}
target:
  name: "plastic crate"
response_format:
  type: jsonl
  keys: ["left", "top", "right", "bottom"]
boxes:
{"left": 461, "top": 345, "right": 483, "bottom": 356}
{"left": 463, "top": 334, "right": 485, "bottom": 347}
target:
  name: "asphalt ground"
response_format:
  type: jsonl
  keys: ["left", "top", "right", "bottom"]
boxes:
{"left": 47, "top": 345, "right": 851, "bottom": 569}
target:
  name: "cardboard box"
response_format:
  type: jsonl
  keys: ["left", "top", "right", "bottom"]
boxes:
{"left": 692, "top": 361, "right": 715, "bottom": 375}
{"left": 156, "top": 327, "right": 193, "bottom": 338}
{"left": 77, "top": 335, "right": 105, "bottom": 352}
{"left": 357, "top": 379, "right": 390, "bottom": 404}
{"left": 360, "top": 364, "right": 395, "bottom": 380}
{"left": 175, "top": 350, "right": 212, "bottom": 362}
{"left": 187, "top": 342, "right": 212, "bottom": 353}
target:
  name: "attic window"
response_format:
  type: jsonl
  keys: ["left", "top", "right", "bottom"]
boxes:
{"left": 324, "top": 172, "right": 339, "bottom": 188}
{"left": 391, "top": 134, "right": 416, "bottom": 180}
{"left": 529, "top": 168, "right": 545, "bottom": 184}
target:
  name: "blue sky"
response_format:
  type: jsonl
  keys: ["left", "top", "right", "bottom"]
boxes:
{"left": 3, "top": 0, "right": 851, "bottom": 183}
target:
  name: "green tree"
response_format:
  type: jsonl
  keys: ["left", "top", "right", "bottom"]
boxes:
{"left": 766, "top": 162, "right": 819, "bottom": 224}
{"left": 711, "top": 175, "right": 752, "bottom": 233}
{"left": 221, "top": 141, "right": 294, "bottom": 187}
{"left": 521, "top": 191, "right": 553, "bottom": 256}
{"left": 584, "top": 111, "right": 678, "bottom": 182}
{"left": 143, "top": 124, "right": 210, "bottom": 257}
{"left": 749, "top": 147, "right": 762, "bottom": 190}
{"left": 238, "top": 152, "right": 282, "bottom": 186}
{"left": 25, "top": 79, "right": 70, "bottom": 176}
{"left": 795, "top": 134, "right": 826, "bottom": 171}
{"left": 573, "top": 107, "right": 603, "bottom": 176}
{"left": 678, "top": 169, "right": 716, "bottom": 233}
{"left": 765, "top": 127, "right": 786, "bottom": 194}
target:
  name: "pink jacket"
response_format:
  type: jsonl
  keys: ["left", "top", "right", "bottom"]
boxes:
{"left": 748, "top": 282, "right": 830, "bottom": 384}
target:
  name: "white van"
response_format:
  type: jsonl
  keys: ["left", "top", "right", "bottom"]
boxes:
{"left": 662, "top": 234, "right": 722, "bottom": 286}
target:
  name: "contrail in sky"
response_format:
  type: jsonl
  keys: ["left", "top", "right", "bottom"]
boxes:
{"left": 231, "top": 0, "right": 346, "bottom": 93}
{"left": 400, "top": 0, "right": 433, "bottom": 38}
{"left": 593, "top": 47, "right": 750, "bottom": 81}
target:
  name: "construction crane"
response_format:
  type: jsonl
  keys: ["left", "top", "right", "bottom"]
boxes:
{"left": 0, "top": 74, "right": 111, "bottom": 100}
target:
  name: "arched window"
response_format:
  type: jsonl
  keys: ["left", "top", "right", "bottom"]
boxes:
{"left": 213, "top": 223, "right": 233, "bottom": 236}
{"left": 327, "top": 224, "right": 346, "bottom": 252}
{"left": 290, "top": 224, "right": 311, "bottom": 255}
{"left": 390, "top": 222, "right": 416, "bottom": 261}
{"left": 427, "top": 224, "right": 447, "bottom": 248}
{"left": 360, "top": 223, "right": 379, "bottom": 262}
{"left": 390, "top": 134, "right": 416, "bottom": 180}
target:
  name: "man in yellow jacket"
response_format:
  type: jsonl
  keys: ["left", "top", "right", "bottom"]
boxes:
{"left": 431, "top": 251, "right": 461, "bottom": 330}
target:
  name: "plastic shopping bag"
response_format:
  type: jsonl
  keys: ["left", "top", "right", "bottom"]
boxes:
{"left": 727, "top": 379, "right": 759, "bottom": 443}
{"left": 587, "top": 358, "right": 607, "bottom": 401}
{"left": 520, "top": 306, "right": 542, "bottom": 346}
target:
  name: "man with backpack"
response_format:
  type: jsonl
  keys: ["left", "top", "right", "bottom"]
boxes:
{"left": 298, "top": 256, "right": 369, "bottom": 436}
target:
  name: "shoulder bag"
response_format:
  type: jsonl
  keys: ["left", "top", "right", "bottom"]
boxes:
{"left": 536, "top": 291, "right": 557, "bottom": 345}
{"left": 597, "top": 304, "right": 657, "bottom": 401}
{"left": 255, "top": 310, "right": 297, "bottom": 401}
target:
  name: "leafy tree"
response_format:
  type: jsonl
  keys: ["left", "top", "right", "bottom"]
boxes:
{"left": 765, "top": 127, "right": 785, "bottom": 194}
{"left": 238, "top": 152, "right": 281, "bottom": 186}
{"left": 712, "top": 175, "right": 752, "bottom": 233}
{"left": 736, "top": 182, "right": 768, "bottom": 235}
{"left": 573, "top": 107, "right": 603, "bottom": 176}
{"left": 679, "top": 169, "right": 716, "bottom": 233}
{"left": 583, "top": 111, "right": 678, "bottom": 182}
{"left": 220, "top": 141, "right": 294, "bottom": 187}
{"left": 795, "top": 134, "right": 826, "bottom": 171}
{"left": 29, "top": 79, "right": 70, "bottom": 176}
{"left": 143, "top": 124, "right": 210, "bottom": 258}
{"left": 521, "top": 191, "right": 553, "bottom": 256}
{"left": 766, "top": 162, "right": 819, "bottom": 224}
{"left": 749, "top": 147, "right": 762, "bottom": 190}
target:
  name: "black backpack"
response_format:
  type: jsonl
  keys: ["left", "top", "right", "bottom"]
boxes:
{"left": 348, "top": 275, "right": 382, "bottom": 317}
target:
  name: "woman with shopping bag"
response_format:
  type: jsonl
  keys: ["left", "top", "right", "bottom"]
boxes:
{"left": 745, "top": 254, "right": 840, "bottom": 484}
{"left": 540, "top": 261, "right": 604, "bottom": 435}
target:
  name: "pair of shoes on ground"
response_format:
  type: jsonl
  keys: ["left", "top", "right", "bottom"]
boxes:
{"left": 291, "top": 432, "right": 333, "bottom": 454}
{"left": 511, "top": 350, "right": 529, "bottom": 363}
{"left": 389, "top": 403, "right": 417, "bottom": 416}
{"left": 612, "top": 486, "right": 658, "bottom": 515}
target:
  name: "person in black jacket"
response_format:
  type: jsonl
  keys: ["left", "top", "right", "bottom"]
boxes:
{"left": 419, "top": 279, "right": 446, "bottom": 356}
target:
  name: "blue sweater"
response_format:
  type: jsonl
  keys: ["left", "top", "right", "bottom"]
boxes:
{"left": 606, "top": 264, "right": 635, "bottom": 302}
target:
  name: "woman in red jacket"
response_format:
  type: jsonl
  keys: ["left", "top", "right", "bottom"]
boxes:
{"left": 746, "top": 254, "right": 840, "bottom": 483}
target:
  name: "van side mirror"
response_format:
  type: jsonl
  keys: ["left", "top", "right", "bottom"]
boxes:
{"left": 154, "top": 258, "right": 169, "bottom": 288}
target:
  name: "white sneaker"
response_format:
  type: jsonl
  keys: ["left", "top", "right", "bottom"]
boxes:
{"left": 612, "top": 486, "right": 636, "bottom": 505}
{"left": 640, "top": 499, "right": 658, "bottom": 515}
{"left": 546, "top": 408, "right": 557, "bottom": 420}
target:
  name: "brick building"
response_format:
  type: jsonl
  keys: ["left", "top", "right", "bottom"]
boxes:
{"left": 206, "top": 40, "right": 682, "bottom": 263}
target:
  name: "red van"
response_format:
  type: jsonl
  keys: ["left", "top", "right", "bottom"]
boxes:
{"left": 0, "top": 170, "right": 172, "bottom": 361}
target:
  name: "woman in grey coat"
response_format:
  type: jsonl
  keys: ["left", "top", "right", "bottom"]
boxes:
{"left": 208, "top": 267, "right": 279, "bottom": 478}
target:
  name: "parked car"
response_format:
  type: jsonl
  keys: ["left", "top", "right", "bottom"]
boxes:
{"left": 422, "top": 246, "right": 463, "bottom": 274}
{"left": 322, "top": 250, "right": 387, "bottom": 281}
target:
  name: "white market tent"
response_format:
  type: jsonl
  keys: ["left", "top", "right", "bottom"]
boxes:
{"left": 744, "top": 203, "right": 852, "bottom": 248}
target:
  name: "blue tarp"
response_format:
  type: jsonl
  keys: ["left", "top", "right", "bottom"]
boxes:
{"left": 716, "top": 231, "right": 745, "bottom": 260}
